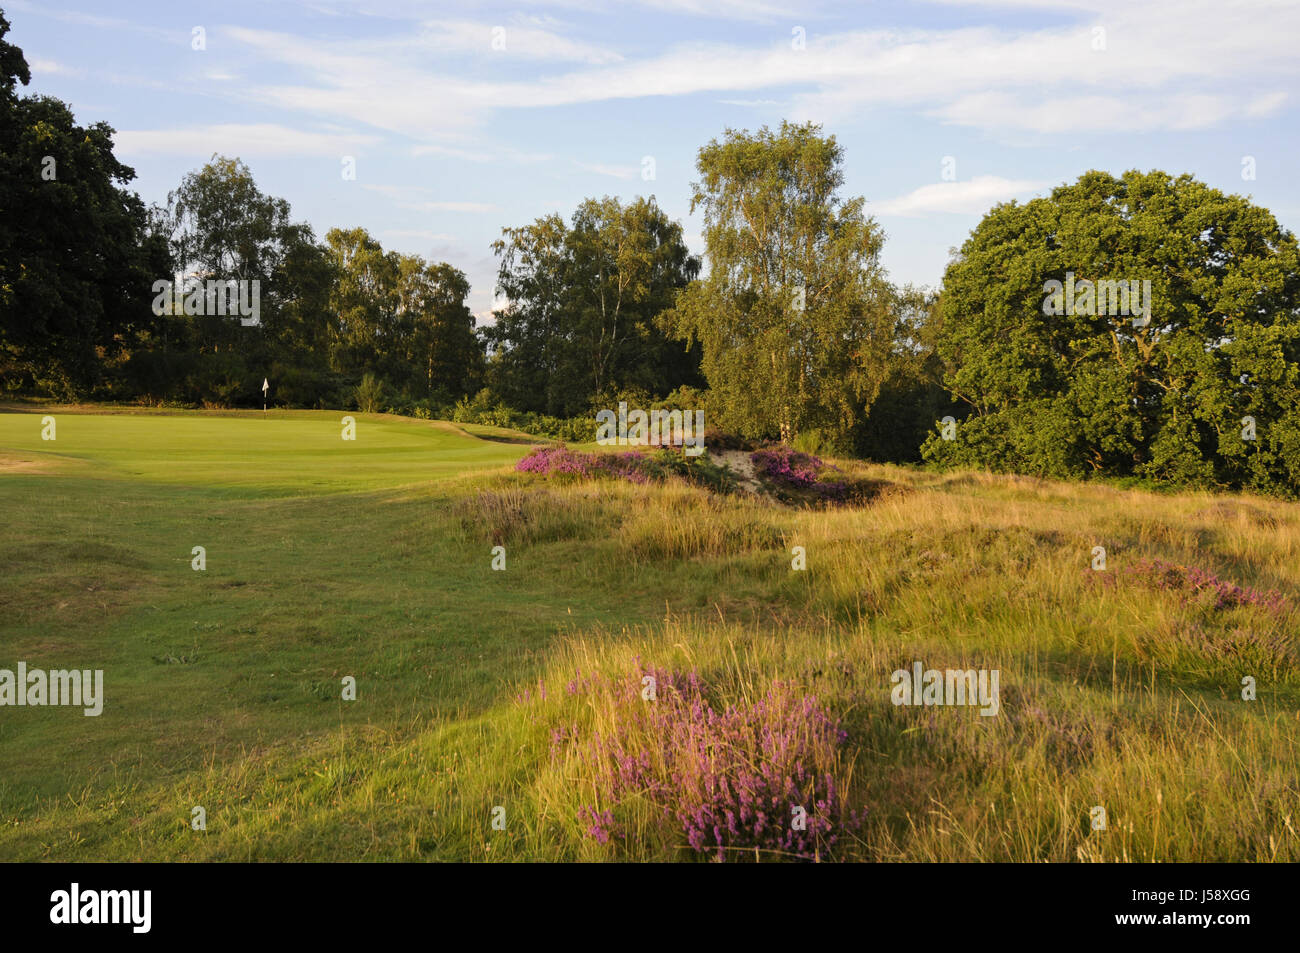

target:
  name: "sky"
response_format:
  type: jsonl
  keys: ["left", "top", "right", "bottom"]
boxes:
{"left": 8, "top": 0, "right": 1299, "bottom": 320}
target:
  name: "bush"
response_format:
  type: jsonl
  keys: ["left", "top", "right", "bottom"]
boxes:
{"left": 559, "top": 666, "right": 864, "bottom": 861}
{"left": 515, "top": 444, "right": 736, "bottom": 494}
{"left": 354, "top": 373, "right": 385, "bottom": 413}
{"left": 750, "top": 446, "right": 848, "bottom": 503}
{"left": 451, "top": 389, "right": 597, "bottom": 441}
{"left": 269, "top": 363, "right": 350, "bottom": 410}
{"left": 1088, "top": 558, "right": 1289, "bottom": 614}
{"left": 643, "top": 447, "right": 737, "bottom": 494}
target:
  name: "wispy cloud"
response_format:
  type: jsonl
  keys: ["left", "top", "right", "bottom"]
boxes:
{"left": 415, "top": 17, "right": 623, "bottom": 64}
{"left": 361, "top": 185, "right": 500, "bottom": 213}
{"left": 412, "top": 200, "right": 501, "bottom": 213}
{"left": 217, "top": 0, "right": 1298, "bottom": 142}
{"left": 410, "top": 143, "right": 553, "bottom": 164}
{"left": 382, "top": 229, "right": 457, "bottom": 241}
{"left": 872, "top": 176, "right": 1050, "bottom": 217}
{"left": 114, "top": 123, "right": 380, "bottom": 158}
{"left": 26, "top": 57, "right": 83, "bottom": 77}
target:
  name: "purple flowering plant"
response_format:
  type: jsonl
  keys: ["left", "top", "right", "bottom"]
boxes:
{"left": 515, "top": 444, "right": 734, "bottom": 492}
{"left": 750, "top": 446, "right": 849, "bottom": 504}
{"left": 1089, "top": 557, "right": 1289, "bottom": 614}
{"left": 560, "top": 664, "right": 864, "bottom": 861}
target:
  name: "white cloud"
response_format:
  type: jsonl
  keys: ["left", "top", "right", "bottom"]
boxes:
{"left": 210, "top": 1, "right": 1300, "bottom": 146}
{"left": 415, "top": 17, "right": 623, "bottom": 64}
{"left": 872, "top": 176, "right": 1050, "bottom": 217}
{"left": 410, "top": 144, "right": 553, "bottom": 164}
{"left": 413, "top": 201, "right": 501, "bottom": 213}
{"left": 361, "top": 184, "right": 430, "bottom": 200}
{"left": 27, "top": 57, "right": 83, "bottom": 77}
{"left": 361, "top": 184, "right": 499, "bottom": 213}
{"left": 1245, "top": 91, "right": 1288, "bottom": 119}
{"left": 114, "top": 123, "right": 380, "bottom": 158}
{"left": 626, "top": 0, "right": 793, "bottom": 20}
{"left": 927, "top": 93, "right": 1244, "bottom": 133}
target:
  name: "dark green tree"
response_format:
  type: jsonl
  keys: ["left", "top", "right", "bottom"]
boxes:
{"left": 924, "top": 169, "right": 1300, "bottom": 494}
{"left": 486, "top": 196, "right": 700, "bottom": 417}
{"left": 395, "top": 258, "right": 482, "bottom": 401}
{"left": 0, "top": 11, "right": 170, "bottom": 398}
{"left": 140, "top": 155, "right": 325, "bottom": 405}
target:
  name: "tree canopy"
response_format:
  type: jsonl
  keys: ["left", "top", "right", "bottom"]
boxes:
{"left": 0, "top": 11, "right": 169, "bottom": 398}
{"left": 485, "top": 195, "right": 700, "bottom": 416}
{"left": 924, "top": 169, "right": 1300, "bottom": 494}
{"left": 665, "top": 121, "right": 897, "bottom": 448}
{"left": 6, "top": 5, "right": 1300, "bottom": 495}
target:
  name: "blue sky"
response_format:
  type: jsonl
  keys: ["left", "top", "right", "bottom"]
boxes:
{"left": 8, "top": 0, "right": 1299, "bottom": 318}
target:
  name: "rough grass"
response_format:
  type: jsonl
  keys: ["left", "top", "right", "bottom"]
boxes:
{"left": 0, "top": 409, "right": 1296, "bottom": 861}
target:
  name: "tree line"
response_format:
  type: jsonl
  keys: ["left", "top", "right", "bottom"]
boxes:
{"left": 4, "top": 10, "right": 1300, "bottom": 493}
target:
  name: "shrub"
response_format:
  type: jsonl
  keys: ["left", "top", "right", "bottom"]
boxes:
{"left": 354, "top": 373, "right": 386, "bottom": 413}
{"left": 560, "top": 666, "right": 864, "bottom": 861}
{"left": 750, "top": 446, "right": 848, "bottom": 503}
{"left": 1088, "top": 558, "right": 1289, "bottom": 614}
{"left": 515, "top": 445, "right": 594, "bottom": 478}
{"left": 515, "top": 444, "right": 735, "bottom": 493}
{"left": 453, "top": 389, "right": 597, "bottom": 441}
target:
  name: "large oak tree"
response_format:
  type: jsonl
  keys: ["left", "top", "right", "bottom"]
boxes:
{"left": 925, "top": 169, "right": 1300, "bottom": 494}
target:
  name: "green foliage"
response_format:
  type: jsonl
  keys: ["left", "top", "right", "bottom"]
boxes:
{"left": 354, "top": 373, "right": 385, "bottom": 413}
{"left": 485, "top": 196, "right": 701, "bottom": 417}
{"left": 325, "top": 228, "right": 484, "bottom": 403}
{"left": 0, "top": 12, "right": 170, "bottom": 398}
{"left": 451, "top": 388, "right": 597, "bottom": 442}
{"left": 642, "top": 446, "right": 737, "bottom": 494}
{"left": 852, "top": 288, "right": 957, "bottom": 463}
{"left": 126, "top": 163, "right": 483, "bottom": 410}
{"left": 925, "top": 169, "right": 1300, "bottom": 496}
{"left": 664, "top": 121, "right": 897, "bottom": 447}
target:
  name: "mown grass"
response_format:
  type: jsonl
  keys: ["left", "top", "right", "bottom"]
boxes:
{"left": 0, "top": 409, "right": 1296, "bottom": 861}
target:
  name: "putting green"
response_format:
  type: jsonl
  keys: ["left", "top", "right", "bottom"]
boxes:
{"left": 0, "top": 410, "right": 533, "bottom": 496}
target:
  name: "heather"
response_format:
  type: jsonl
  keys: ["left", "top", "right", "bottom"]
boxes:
{"left": 551, "top": 665, "right": 863, "bottom": 860}
{"left": 750, "top": 446, "right": 850, "bottom": 503}
{"left": 1089, "top": 557, "right": 1289, "bottom": 614}
{"left": 516, "top": 443, "right": 736, "bottom": 493}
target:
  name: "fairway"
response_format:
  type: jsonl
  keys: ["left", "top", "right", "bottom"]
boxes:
{"left": 0, "top": 408, "right": 565, "bottom": 859}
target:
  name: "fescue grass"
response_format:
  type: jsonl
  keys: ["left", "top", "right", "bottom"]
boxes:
{"left": 0, "top": 408, "right": 1296, "bottom": 861}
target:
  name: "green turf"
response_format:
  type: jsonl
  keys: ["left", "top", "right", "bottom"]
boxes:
{"left": 0, "top": 410, "right": 526, "bottom": 496}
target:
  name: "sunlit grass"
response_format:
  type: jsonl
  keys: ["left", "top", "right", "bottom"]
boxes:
{"left": 1, "top": 409, "right": 1296, "bottom": 861}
